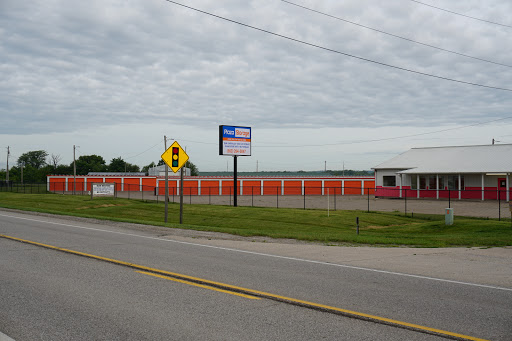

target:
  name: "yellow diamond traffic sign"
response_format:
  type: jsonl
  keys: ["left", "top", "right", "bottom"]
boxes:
{"left": 161, "top": 141, "right": 189, "bottom": 173}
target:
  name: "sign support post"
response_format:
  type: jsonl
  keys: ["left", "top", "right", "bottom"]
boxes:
{"left": 180, "top": 166, "right": 184, "bottom": 223}
{"left": 234, "top": 155, "right": 238, "bottom": 207}
{"left": 219, "top": 125, "right": 251, "bottom": 208}
{"left": 161, "top": 140, "right": 189, "bottom": 224}
{"left": 164, "top": 136, "right": 169, "bottom": 223}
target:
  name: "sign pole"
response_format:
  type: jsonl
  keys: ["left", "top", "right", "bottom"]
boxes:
{"left": 234, "top": 155, "right": 238, "bottom": 207}
{"left": 180, "top": 162, "right": 184, "bottom": 223}
{"left": 164, "top": 136, "right": 168, "bottom": 223}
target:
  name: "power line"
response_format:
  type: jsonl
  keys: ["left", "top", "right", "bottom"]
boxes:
{"left": 162, "top": 0, "right": 512, "bottom": 92}
{"left": 161, "top": 116, "right": 512, "bottom": 149}
{"left": 254, "top": 116, "right": 512, "bottom": 148}
{"left": 281, "top": 0, "right": 512, "bottom": 69}
{"left": 406, "top": 0, "right": 512, "bottom": 28}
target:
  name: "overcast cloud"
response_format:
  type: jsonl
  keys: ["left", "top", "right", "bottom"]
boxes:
{"left": 1, "top": 0, "right": 511, "bottom": 172}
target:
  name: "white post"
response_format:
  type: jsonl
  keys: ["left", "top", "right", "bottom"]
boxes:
{"left": 507, "top": 173, "right": 510, "bottom": 202}
{"left": 481, "top": 173, "right": 485, "bottom": 201}
{"left": 417, "top": 174, "right": 420, "bottom": 198}
{"left": 399, "top": 174, "right": 403, "bottom": 198}
{"left": 436, "top": 174, "right": 439, "bottom": 200}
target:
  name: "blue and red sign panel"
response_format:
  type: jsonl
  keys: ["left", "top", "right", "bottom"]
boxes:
{"left": 219, "top": 125, "right": 251, "bottom": 156}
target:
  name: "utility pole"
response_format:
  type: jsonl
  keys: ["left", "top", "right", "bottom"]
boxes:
{"left": 73, "top": 145, "right": 77, "bottom": 194}
{"left": 6, "top": 146, "right": 10, "bottom": 184}
{"left": 164, "top": 135, "right": 169, "bottom": 223}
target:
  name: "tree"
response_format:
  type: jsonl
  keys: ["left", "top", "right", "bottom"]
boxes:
{"left": 17, "top": 150, "right": 48, "bottom": 169}
{"left": 49, "top": 154, "right": 62, "bottom": 170}
{"left": 185, "top": 160, "right": 199, "bottom": 176}
{"left": 108, "top": 157, "right": 140, "bottom": 173}
{"left": 142, "top": 162, "right": 156, "bottom": 174}
{"left": 75, "top": 155, "right": 107, "bottom": 175}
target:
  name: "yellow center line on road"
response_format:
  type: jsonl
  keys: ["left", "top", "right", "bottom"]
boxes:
{"left": 0, "top": 234, "right": 489, "bottom": 341}
{"left": 136, "top": 270, "right": 261, "bottom": 299}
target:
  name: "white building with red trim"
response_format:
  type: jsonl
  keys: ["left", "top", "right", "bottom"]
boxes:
{"left": 373, "top": 144, "right": 511, "bottom": 201}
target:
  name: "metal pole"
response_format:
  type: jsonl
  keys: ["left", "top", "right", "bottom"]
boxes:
{"left": 6, "top": 146, "right": 9, "bottom": 185}
{"left": 276, "top": 188, "right": 279, "bottom": 209}
{"left": 234, "top": 156, "right": 238, "bottom": 207}
{"left": 303, "top": 186, "right": 306, "bottom": 210}
{"left": 367, "top": 188, "right": 370, "bottom": 213}
{"left": 73, "top": 145, "right": 76, "bottom": 195}
{"left": 499, "top": 190, "right": 501, "bottom": 221}
{"left": 164, "top": 136, "right": 168, "bottom": 223}
{"left": 405, "top": 189, "right": 407, "bottom": 216}
{"left": 180, "top": 166, "right": 184, "bottom": 224}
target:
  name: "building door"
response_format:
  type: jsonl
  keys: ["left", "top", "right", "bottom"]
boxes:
{"left": 498, "top": 178, "right": 507, "bottom": 200}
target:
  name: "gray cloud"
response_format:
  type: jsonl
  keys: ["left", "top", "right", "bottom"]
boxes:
{"left": 1, "top": 0, "right": 512, "bottom": 170}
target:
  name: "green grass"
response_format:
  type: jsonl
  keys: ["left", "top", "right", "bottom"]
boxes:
{"left": 0, "top": 192, "right": 511, "bottom": 247}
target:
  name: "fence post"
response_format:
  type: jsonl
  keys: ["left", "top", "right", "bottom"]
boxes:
{"left": 303, "top": 186, "right": 306, "bottom": 210}
{"left": 499, "top": 190, "right": 501, "bottom": 221}
{"left": 367, "top": 188, "right": 370, "bottom": 213}
{"left": 276, "top": 188, "right": 279, "bottom": 209}
{"left": 404, "top": 188, "right": 407, "bottom": 216}
{"left": 334, "top": 187, "right": 336, "bottom": 211}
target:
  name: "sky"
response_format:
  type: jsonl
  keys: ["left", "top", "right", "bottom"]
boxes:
{"left": 1, "top": 0, "right": 512, "bottom": 173}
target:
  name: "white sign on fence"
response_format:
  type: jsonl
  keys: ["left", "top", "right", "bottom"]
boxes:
{"left": 91, "top": 183, "right": 115, "bottom": 198}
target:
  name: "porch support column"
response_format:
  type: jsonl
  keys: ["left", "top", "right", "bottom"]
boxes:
{"left": 507, "top": 173, "right": 510, "bottom": 202}
{"left": 399, "top": 174, "right": 402, "bottom": 198}
{"left": 436, "top": 174, "right": 439, "bottom": 200}
{"left": 481, "top": 173, "right": 485, "bottom": 201}
{"left": 417, "top": 174, "right": 420, "bottom": 198}
{"left": 458, "top": 174, "right": 461, "bottom": 200}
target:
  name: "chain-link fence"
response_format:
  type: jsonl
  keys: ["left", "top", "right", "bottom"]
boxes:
{"left": 3, "top": 182, "right": 511, "bottom": 220}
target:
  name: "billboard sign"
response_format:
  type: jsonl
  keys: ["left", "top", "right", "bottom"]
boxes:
{"left": 92, "top": 183, "right": 115, "bottom": 197}
{"left": 219, "top": 125, "right": 251, "bottom": 156}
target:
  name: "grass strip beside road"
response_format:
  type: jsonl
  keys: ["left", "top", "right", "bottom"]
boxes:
{"left": 0, "top": 192, "right": 511, "bottom": 247}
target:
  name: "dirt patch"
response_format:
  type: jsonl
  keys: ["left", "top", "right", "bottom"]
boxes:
{"left": 75, "top": 204, "right": 126, "bottom": 210}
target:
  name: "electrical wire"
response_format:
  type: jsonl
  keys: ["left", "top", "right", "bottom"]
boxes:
{"left": 124, "top": 138, "right": 164, "bottom": 160}
{"left": 406, "top": 0, "right": 512, "bottom": 28}
{"left": 161, "top": 116, "right": 512, "bottom": 149}
{"left": 162, "top": 0, "right": 512, "bottom": 92}
{"left": 281, "top": 0, "right": 512, "bottom": 69}
{"left": 254, "top": 116, "right": 512, "bottom": 148}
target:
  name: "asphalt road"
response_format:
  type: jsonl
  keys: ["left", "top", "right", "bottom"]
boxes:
{"left": 1, "top": 210, "right": 511, "bottom": 340}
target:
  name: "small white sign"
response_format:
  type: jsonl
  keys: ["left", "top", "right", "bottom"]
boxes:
{"left": 92, "top": 183, "right": 115, "bottom": 197}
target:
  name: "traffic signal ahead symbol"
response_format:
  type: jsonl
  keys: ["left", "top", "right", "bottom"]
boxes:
{"left": 162, "top": 141, "right": 189, "bottom": 173}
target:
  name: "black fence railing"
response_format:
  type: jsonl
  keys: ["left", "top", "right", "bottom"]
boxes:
{"left": 2, "top": 182, "right": 511, "bottom": 220}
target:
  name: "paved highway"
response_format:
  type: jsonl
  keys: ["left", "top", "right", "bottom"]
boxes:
{"left": 1, "top": 210, "right": 510, "bottom": 340}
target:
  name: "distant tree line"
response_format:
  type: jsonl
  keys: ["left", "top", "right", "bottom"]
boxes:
{"left": 0, "top": 150, "right": 199, "bottom": 183}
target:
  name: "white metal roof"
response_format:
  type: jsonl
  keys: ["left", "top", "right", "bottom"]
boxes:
{"left": 373, "top": 144, "right": 512, "bottom": 174}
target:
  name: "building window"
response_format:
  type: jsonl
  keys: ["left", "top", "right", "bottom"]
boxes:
{"left": 411, "top": 176, "right": 417, "bottom": 189}
{"left": 419, "top": 176, "right": 427, "bottom": 190}
{"left": 383, "top": 176, "right": 396, "bottom": 187}
{"left": 447, "top": 175, "right": 464, "bottom": 190}
{"left": 429, "top": 176, "right": 437, "bottom": 190}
